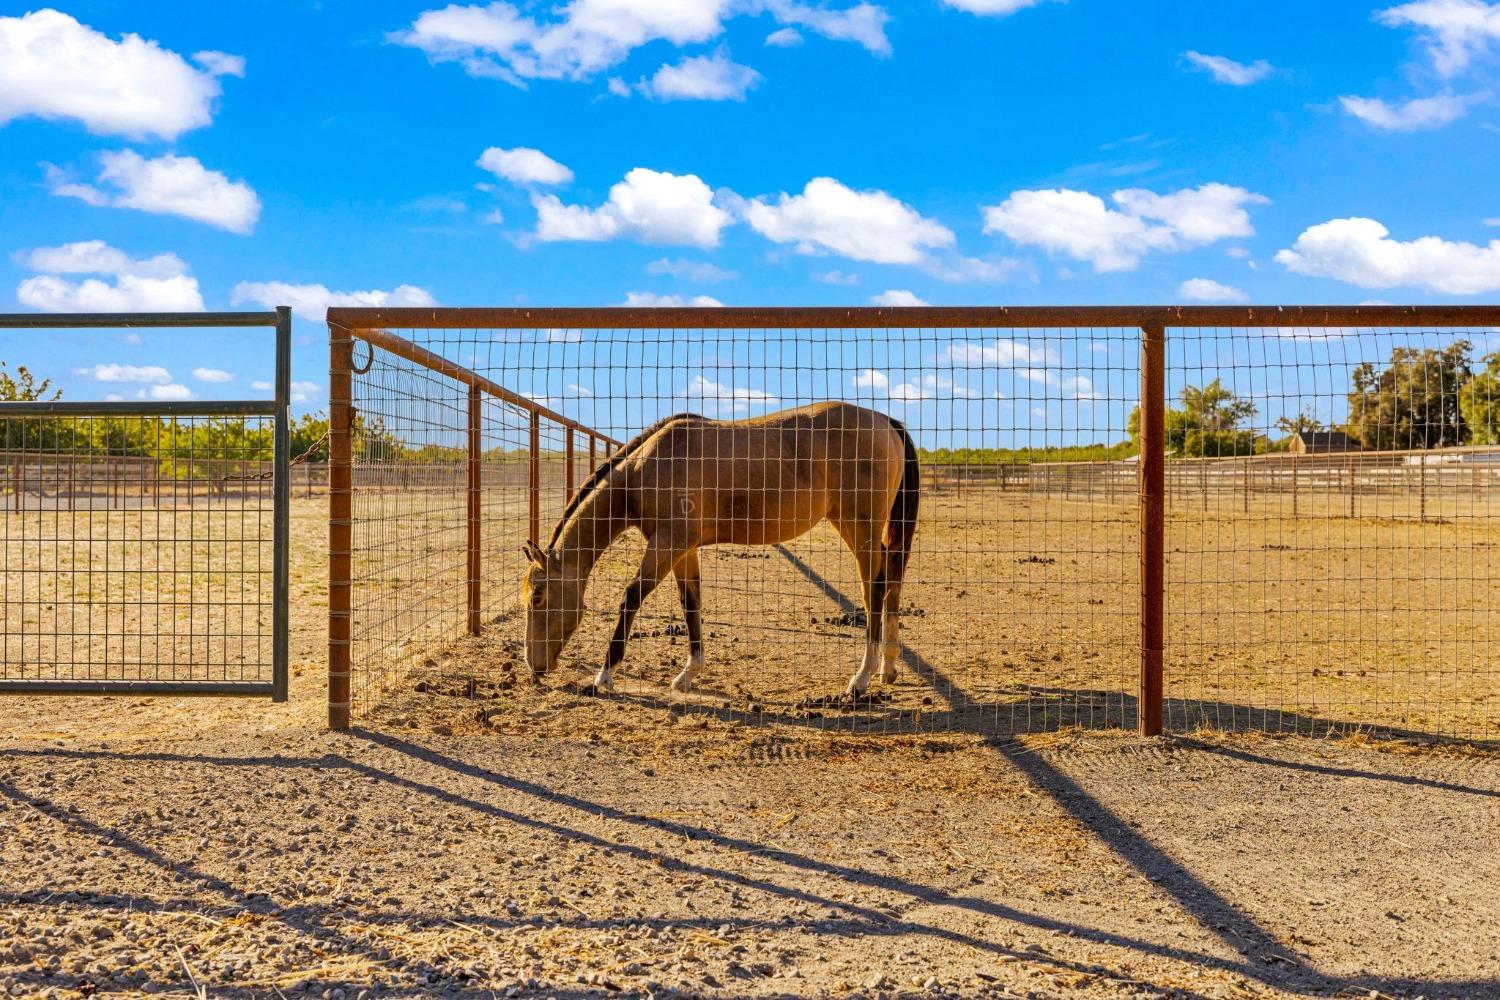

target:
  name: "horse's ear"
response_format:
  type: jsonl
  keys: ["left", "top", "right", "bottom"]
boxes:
{"left": 522, "top": 540, "right": 546, "bottom": 567}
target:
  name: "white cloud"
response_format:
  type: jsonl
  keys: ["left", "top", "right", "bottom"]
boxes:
{"left": 1485, "top": 217, "right": 1500, "bottom": 226}
{"left": 18, "top": 239, "right": 186, "bottom": 279}
{"left": 148, "top": 383, "right": 192, "bottom": 401}
{"left": 745, "top": 177, "right": 954, "bottom": 264}
{"left": 1178, "top": 277, "right": 1249, "bottom": 302}
{"left": 252, "top": 379, "right": 320, "bottom": 404}
{"left": 16, "top": 240, "right": 205, "bottom": 313}
{"left": 81, "top": 364, "right": 172, "bottom": 384}
{"left": 940, "top": 0, "right": 1051, "bottom": 16}
{"left": 680, "top": 374, "right": 777, "bottom": 415}
{"left": 1064, "top": 375, "right": 1100, "bottom": 400}
{"left": 762, "top": 1, "right": 890, "bottom": 55}
{"left": 231, "top": 281, "right": 438, "bottom": 321}
{"left": 765, "top": 27, "right": 803, "bottom": 46}
{"left": 1182, "top": 51, "right": 1274, "bottom": 85}
{"left": 192, "top": 50, "right": 245, "bottom": 77}
{"left": 642, "top": 51, "right": 760, "bottom": 101}
{"left": 192, "top": 367, "right": 234, "bottom": 383}
{"left": 18, "top": 274, "right": 204, "bottom": 312}
{"left": 533, "top": 168, "right": 731, "bottom": 248}
{"left": 870, "top": 289, "right": 929, "bottom": 306}
{"left": 982, "top": 183, "right": 1268, "bottom": 272}
{"left": 941, "top": 338, "right": 1055, "bottom": 366}
{"left": 814, "top": 269, "right": 860, "bottom": 285}
{"left": 1017, "top": 367, "right": 1059, "bottom": 386}
{"left": 852, "top": 369, "right": 977, "bottom": 403}
{"left": 647, "top": 258, "right": 736, "bottom": 282}
{"left": 50, "top": 151, "right": 261, "bottom": 234}
{"left": 1376, "top": 0, "right": 1500, "bottom": 77}
{"left": 476, "top": 146, "right": 573, "bottom": 185}
{"left": 622, "top": 292, "right": 725, "bottom": 307}
{"left": 1339, "top": 92, "right": 1481, "bottom": 130}
{"left": 1275, "top": 216, "right": 1500, "bottom": 294}
{"left": 0, "top": 9, "right": 238, "bottom": 140}
{"left": 390, "top": 0, "right": 887, "bottom": 87}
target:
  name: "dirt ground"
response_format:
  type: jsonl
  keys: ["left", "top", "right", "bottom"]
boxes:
{"left": 2, "top": 495, "right": 1500, "bottom": 999}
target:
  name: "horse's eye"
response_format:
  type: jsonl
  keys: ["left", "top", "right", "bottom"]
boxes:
{"left": 529, "top": 588, "right": 546, "bottom": 609}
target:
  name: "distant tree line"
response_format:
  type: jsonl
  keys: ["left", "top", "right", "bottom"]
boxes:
{"left": 1112, "top": 342, "right": 1500, "bottom": 458}
{"left": 10, "top": 340, "right": 1499, "bottom": 475}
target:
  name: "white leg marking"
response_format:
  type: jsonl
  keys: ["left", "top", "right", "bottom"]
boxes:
{"left": 846, "top": 640, "right": 880, "bottom": 695}
{"left": 670, "top": 650, "right": 705, "bottom": 693}
{"left": 878, "top": 638, "right": 900, "bottom": 684}
{"left": 592, "top": 666, "right": 614, "bottom": 691}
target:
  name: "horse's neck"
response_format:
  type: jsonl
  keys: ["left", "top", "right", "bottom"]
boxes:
{"left": 554, "top": 476, "right": 629, "bottom": 579}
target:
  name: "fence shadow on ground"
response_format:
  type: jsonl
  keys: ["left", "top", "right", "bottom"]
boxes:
{"left": 2, "top": 723, "right": 1496, "bottom": 999}
{"left": 0, "top": 744, "right": 1222, "bottom": 1000}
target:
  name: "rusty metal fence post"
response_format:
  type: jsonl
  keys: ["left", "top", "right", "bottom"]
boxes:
{"left": 566, "top": 429, "right": 576, "bottom": 500}
{"left": 328, "top": 323, "right": 354, "bottom": 731}
{"left": 467, "top": 385, "right": 483, "bottom": 635}
{"left": 1138, "top": 324, "right": 1166, "bottom": 737}
{"left": 529, "top": 411, "right": 541, "bottom": 544}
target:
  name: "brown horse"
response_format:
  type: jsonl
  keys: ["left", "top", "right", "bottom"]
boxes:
{"left": 521, "top": 401, "right": 920, "bottom": 696}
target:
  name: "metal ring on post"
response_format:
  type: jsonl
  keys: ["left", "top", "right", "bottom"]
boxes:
{"left": 351, "top": 339, "right": 375, "bottom": 376}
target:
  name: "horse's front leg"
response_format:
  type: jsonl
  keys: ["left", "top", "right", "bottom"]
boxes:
{"left": 669, "top": 549, "right": 704, "bottom": 693}
{"left": 593, "top": 535, "right": 682, "bottom": 692}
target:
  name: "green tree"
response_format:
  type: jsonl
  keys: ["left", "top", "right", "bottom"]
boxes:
{"left": 1128, "top": 378, "right": 1259, "bottom": 456}
{"left": 0, "top": 362, "right": 64, "bottom": 453}
{"left": 1460, "top": 352, "right": 1500, "bottom": 445}
{"left": 0, "top": 363, "right": 59, "bottom": 402}
{"left": 291, "top": 412, "right": 330, "bottom": 461}
{"left": 1348, "top": 341, "right": 1472, "bottom": 450}
{"left": 1275, "top": 407, "right": 1325, "bottom": 437}
{"left": 1181, "top": 379, "right": 1257, "bottom": 432}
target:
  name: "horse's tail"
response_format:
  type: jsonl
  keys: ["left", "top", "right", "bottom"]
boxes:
{"left": 883, "top": 418, "right": 920, "bottom": 584}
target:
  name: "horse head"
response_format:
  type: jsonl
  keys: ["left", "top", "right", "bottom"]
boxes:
{"left": 521, "top": 539, "right": 586, "bottom": 676}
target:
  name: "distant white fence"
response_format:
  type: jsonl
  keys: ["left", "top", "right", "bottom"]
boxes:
{"left": 926, "top": 446, "right": 1500, "bottom": 518}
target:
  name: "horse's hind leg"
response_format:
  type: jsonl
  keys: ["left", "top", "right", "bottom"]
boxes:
{"left": 877, "top": 534, "right": 914, "bottom": 684}
{"left": 833, "top": 520, "right": 886, "bottom": 696}
{"left": 669, "top": 549, "right": 705, "bottom": 693}
{"left": 877, "top": 567, "right": 904, "bottom": 685}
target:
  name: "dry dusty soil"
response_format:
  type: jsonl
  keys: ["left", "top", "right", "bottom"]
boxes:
{"left": 1, "top": 497, "right": 1499, "bottom": 999}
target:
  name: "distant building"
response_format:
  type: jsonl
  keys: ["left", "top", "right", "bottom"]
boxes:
{"left": 1289, "top": 430, "right": 1360, "bottom": 454}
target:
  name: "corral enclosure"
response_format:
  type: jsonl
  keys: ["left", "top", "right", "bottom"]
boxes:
{"left": 331, "top": 308, "right": 1500, "bottom": 742}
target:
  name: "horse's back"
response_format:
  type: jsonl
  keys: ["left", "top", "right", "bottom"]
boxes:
{"left": 631, "top": 402, "right": 907, "bottom": 546}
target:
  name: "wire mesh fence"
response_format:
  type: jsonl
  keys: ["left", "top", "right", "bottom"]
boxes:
{"left": 1164, "top": 326, "right": 1500, "bottom": 739}
{"left": 0, "top": 312, "right": 290, "bottom": 698}
{"left": 328, "top": 307, "right": 1500, "bottom": 742}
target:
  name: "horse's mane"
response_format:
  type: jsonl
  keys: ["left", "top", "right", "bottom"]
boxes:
{"left": 546, "top": 412, "right": 706, "bottom": 549}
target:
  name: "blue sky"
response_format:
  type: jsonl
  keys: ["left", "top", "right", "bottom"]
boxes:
{"left": 1, "top": 0, "right": 1499, "bottom": 429}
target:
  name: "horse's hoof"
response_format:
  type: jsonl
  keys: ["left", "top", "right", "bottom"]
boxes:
{"left": 877, "top": 668, "right": 897, "bottom": 684}
{"left": 670, "top": 674, "right": 693, "bottom": 694}
{"left": 592, "top": 671, "right": 614, "bottom": 692}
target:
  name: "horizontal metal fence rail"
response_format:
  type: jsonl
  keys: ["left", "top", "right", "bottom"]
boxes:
{"left": 327, "top": 306, "right": 1500, "bottom": 743}
{"left": 0, "top": 310, "right": 291, "bottom": 700}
